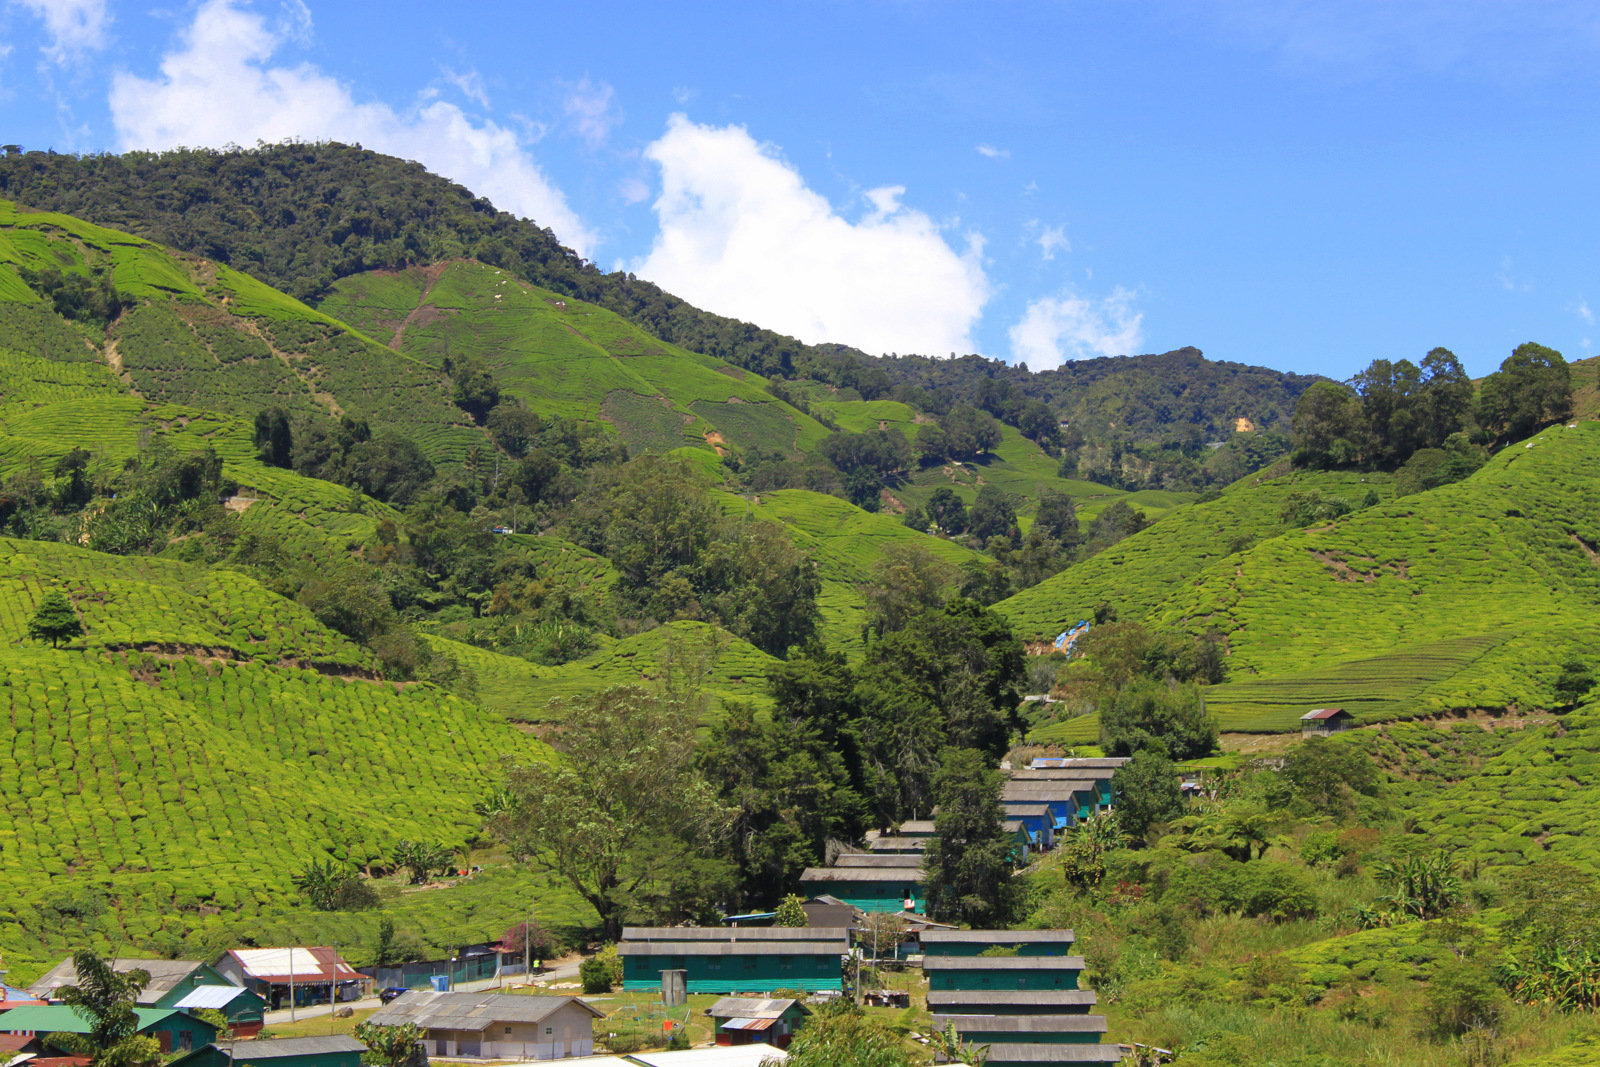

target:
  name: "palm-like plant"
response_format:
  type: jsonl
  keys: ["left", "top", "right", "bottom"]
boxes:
{"left": 1373, "top": 852, "right": 1462, "bottom": 920}
{"left": 927, "top": 1022, "right": 990, "bottom": 1067}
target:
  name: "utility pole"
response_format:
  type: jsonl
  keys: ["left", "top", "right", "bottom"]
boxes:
{"left": 289, "top": 949, "right": 296, "bottom": 1024}
{"left": 523, "top": 901, "right": 533, "bottom": 987}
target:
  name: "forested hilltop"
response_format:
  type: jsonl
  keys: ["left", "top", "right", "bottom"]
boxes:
{"left": 0, "top": 143, "right": 1318, "bottom": 490}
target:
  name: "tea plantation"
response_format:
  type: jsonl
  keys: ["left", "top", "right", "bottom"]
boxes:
{"left": 0, "top": 200, "right": 482, "bottom": 467}
{"left": 317, "top": 261, "right": 831, "bottom": 456}
{"left": 1007, "top": 422, "right": 1600, "bottom": 731}
{"left": 0, "top": 538, "right": 556, "bottom": 979}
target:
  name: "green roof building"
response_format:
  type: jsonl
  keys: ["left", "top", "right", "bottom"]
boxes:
{"left": 0, "top": 1005, "right": 217, "bottom": 1055}
{"left": 27, "top": 958, "right": 260, "bottom": 1031}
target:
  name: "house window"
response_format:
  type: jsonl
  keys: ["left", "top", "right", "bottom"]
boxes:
{"left": 815, "top": 956, "right": 830, "bottom": 970}
{"left": 179, "top": 1033, "right": 193, "bottom": 1051}
{"left": 670, "top": 956, "right": 686, "bottom": 970}
{"left": 1017, "top": 978, "right": 1028, "bottom": 988}
{"left": 504, "top": 1027, "right": 512, "bottom": 1035}
{"left": 779, "top": 959, "right": 792, "bottom": 972}
{"left": 744, "top": 956, "right": 757, "bottom": 970}
{"left": 545, "top": 1028, "right": 552, "bottom": 1035}
{"left": 708, "top": 959, "right": 721, "bottom": 972}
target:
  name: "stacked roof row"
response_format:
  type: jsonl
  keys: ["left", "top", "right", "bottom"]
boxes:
{"left": 921, "top": 929, "right": 1121, "bottom": 1065}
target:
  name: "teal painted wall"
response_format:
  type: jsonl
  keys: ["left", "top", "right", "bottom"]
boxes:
{"left": 953, "top": 1031, "right": 1100, "bottom": 1045}
{"left": 921, "top": 943, "right": 1077, "bottom": 957}
{"left": 929, "top": 967, "right": 1081, "bottom": 991}
{"left": 174, "top": 1046, "right": 362, "bottom": 1067}
{"left": 623, "top": 953, "right": 840, "bottom": 994}
{"left": 803, "top": 880, "right": 924, "bottom": 914}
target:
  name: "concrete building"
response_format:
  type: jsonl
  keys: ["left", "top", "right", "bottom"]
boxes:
{"left": 214, "top": 949, "right": 366, "bottom": 1012}
{"left": 167, "top": 1036, "right": 365, "bottom": 1067}
{"left": 366, "top": 990, "right": 602, "bottom": 1060}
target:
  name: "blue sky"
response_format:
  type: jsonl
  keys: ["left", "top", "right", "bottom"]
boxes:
{"left": 5, "top": 1, "right": 1600, "bottom": 379}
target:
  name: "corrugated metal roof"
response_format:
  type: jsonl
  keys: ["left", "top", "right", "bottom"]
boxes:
{"left": 221, "top": 949, "right": 360, "bottom": 985}
{"left": 933, "top": 1014, "right": 1107, "bottom": 1033}
{"left": 719, "top": 1018, "right": 776, "bottom": 1032}
{"left": 213, "top": 1038, "right": 366, "bottom": 1058}
{"left": 172, "top": 987, "right": 249, "bottom": 1010}
{"left": 0, "top": 1007, "right": 188, "bottom": 1035}
{"left": 707, "top": 998, "right": 803, "bottom": 1020}
{"left": 894, "top": 821, "right": 936, "bottom": 834}
{"left": 367, "top": 992, "right": 601, "bottom": 1031}
{"left": 832, "top": 855, "right": 923, "bottom": 868}
{"left": 866, "top": 838, "right": 926, "bottom": 852}
{"left": 1301, "top": 708, "right": 1348, "bottom": 720}
{"left": 619, "top": 941, "right": 845, "bottom": 957}
{"left": 922, "top": 955, "right": 1086, "bottom": 971}
{"left": 921, "top": 930, "right": 1076, "bottom": 945}
{"left": 798, "top": 868, "right": 924, "bottom": 883}
{"left": 623, "top": 928, "right": 850, "bottom": 942}
{"left": 29, "top": 960, "right": 208, "bottom": 1003}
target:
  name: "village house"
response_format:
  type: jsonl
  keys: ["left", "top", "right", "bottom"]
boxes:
{"left": 798, "top": 895, "right": 857, "bottom": 929}
{"left": 213, "top": 948, "right": 366, "bottom": 1011}
{"left": 167, "top": 1036, "right": 366, "bottom": 1067}
{"left": 1301, "top": 707, "right": 1355, "bottom": 737}
{"left": 797, "top": 866, "right": 925, "bottom": 914}
{"left": 28, "top": 958, "right": 262, "bottom": 1034}
{"left": 706, "top": 997, "right": 809, "bottom": 1048}
{"left": 619, "top": 927, "right": 848, "bottom": 995}
{"left": 923, "top": 954, "right": 1088, "bottom": 992}
{"left": 942, "top": 1042, "right": 1126, "bottom": 1064}
{"left": 831, "top": 853, "right": 924, "bottom": 869}
{"left": 0, "top": 1005, "right": 216, "bottom": 1055}
{"left": 366, "top": 990, "right": 602, "bottom": 1060}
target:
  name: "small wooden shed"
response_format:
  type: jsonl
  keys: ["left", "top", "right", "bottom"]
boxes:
{"left": 707, "top": 996, "right": 809, "bottom": 1048}
{"left": 1300, "top": 708, "right": 1354, "bottom": 737}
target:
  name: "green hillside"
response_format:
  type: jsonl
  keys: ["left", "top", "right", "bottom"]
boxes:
{"left": 1015, "top": 422, "right": 1600, "bottom": 738}
{"left": 0, "top": 537, "right": 559, "bottom": 978}
{"left": 313, "top": 260, "right": 834, "bottom": 456}
{"left": 0, "top": 199, "right": 481, "bottom": 467}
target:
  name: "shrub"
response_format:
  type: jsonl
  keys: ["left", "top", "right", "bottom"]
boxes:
{"left": 579, "top": 953, "right": 614, "bottom": 994}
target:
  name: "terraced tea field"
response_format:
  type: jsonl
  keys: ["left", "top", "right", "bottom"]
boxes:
{"left": 318, "top": 261, "right": 829, "bottom": 455}
{"left": 1020, "top": 423, "right": 1600, "bottom": 733}
{"left": 0, "top": 539, "right": 555, "bottom": 977}
{"left": 0, "top": 201, "right": 482, "bottom": 468}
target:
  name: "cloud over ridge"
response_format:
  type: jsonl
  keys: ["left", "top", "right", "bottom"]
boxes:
{"left": 1009, "top": 286, "right": 1144, "bottom": 369}
{"left": 628, "top": 114, "right": 990, "bottom": 356}
{"left": 108, "top": 0, "right": 594, "bottom": 256}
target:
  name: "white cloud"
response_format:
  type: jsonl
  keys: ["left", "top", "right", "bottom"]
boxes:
{"left": 1578, "top": 300, "right": 1594, "bottom": 323}
{"left": 1031, "top": 222, "right": 1070, "bottom": 260}
{"left": 12, "top": 0, "right": 110, "bottom": 61}
{"left": 108, "top": 0, "right": 595, "bottom": 256}
{"left": 975, "top": 143, "right": 1009, "bottom": 159}
{"left": 628, "top": 114, "right": 990, "bottom": 356}
{"left": 442, "top": 66, "right": 489, "bottom": 109}
{"left": 1009, "top": 287, "right": 1143, "bottom": 369}
{"left": 563, "top": 77, "right": 619, "bottom": 147}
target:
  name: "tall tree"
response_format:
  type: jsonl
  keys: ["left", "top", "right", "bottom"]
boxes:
{"left": 1478, "top": 342, "right": 1575, "bottom": 442}
{"left": 1290, "top": 381, "right": 1364, "bottom": 469}
{"left": 1112, "top": 751, "right": 1185, "bottom": 843}
{"left": 855, "top": 600, "right": 1024, "bottom": 825}
{"left": 494, "top": 683, "right": 735, "bottom": 939}
{"left": 28, "top": 590, "right": 84, "bottom": 648}
{"left": 923, "top": 749, "right": 1019, "bottom": 927}
{"left": 861, "top": 542, "right": 954, "bottom": 635}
